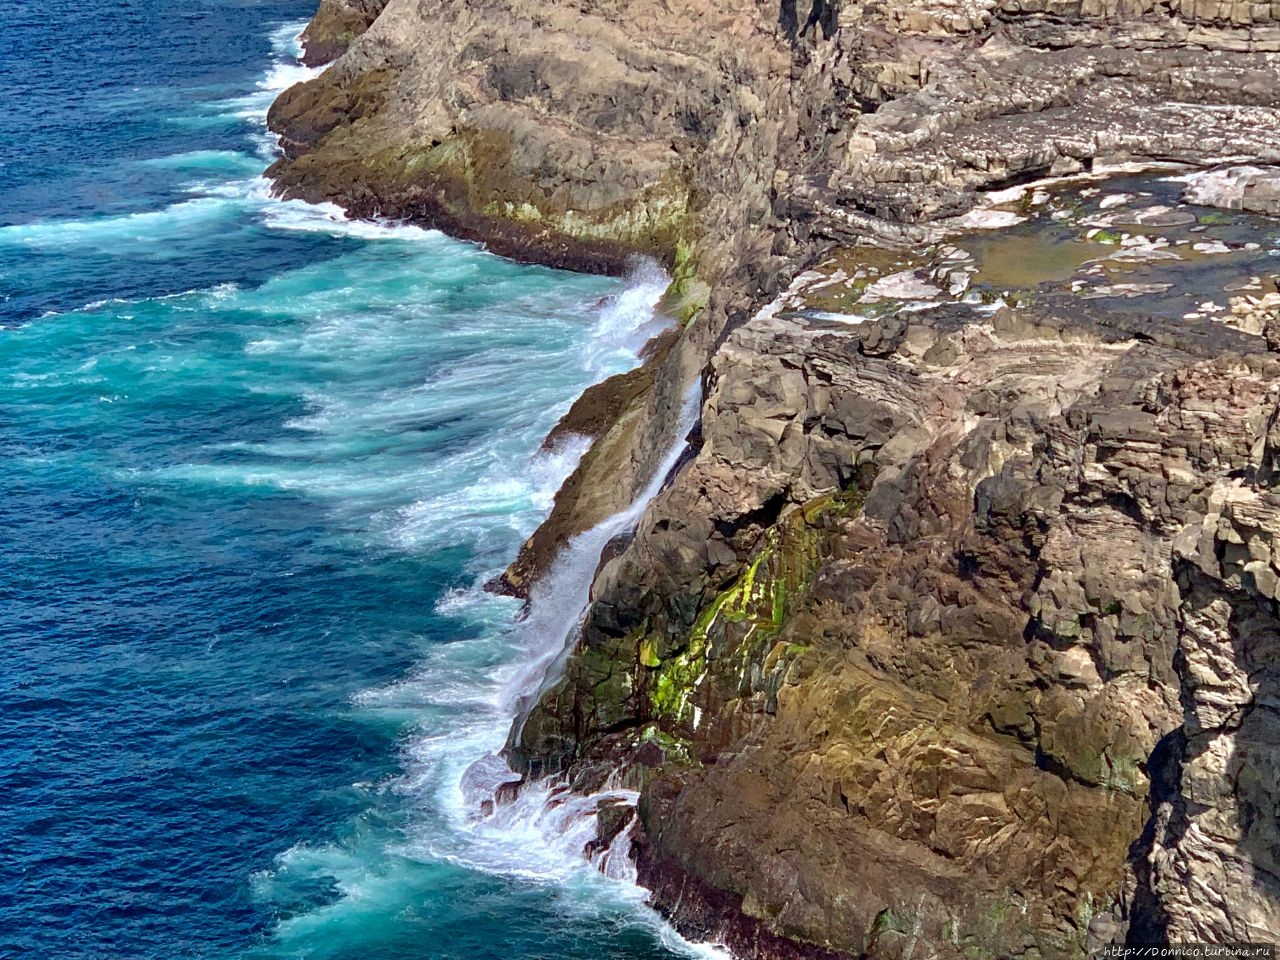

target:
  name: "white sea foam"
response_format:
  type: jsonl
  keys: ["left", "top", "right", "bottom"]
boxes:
{"left": 144, "top": 261, "right": 666, "bottom": 555}
{"left": 389, "top": 382, "right": 709, "bottom": 926}
{"left": 200, "top": 20, "right": 726, "bottom": 957}
{"left": 218, "top": 22, "right": 322, "bottom": 123}
{"left": 1, "top": 21, "right": 448, "bottom": 261}
{"left": 0, "top": 173, "right": 420, "bottom": 256}
{"left": 386, "top": 435, "right": 593, "bottom": 551}
{"left": 270, "top": 367, "right": 715, "bottom": 959}
{"left": 0, "top": 197, "right": 238, "bottom": 251}
{"left": 141, "top": 149, "right": 263, "bottom": 174}
{"left": 257, "top": 189, "right": 445, "bottom": 243}
{"left": 580, "top": 257, "right": 672, "bottom": 375}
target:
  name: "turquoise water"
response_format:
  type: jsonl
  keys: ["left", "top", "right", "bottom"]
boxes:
{"left": 2, "top": 6, "right": 700, "bottom": 958}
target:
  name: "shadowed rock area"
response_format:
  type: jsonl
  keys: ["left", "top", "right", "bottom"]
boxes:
{"left": 298, "top": 0, "right": 388, "bottom": 67}
{"left": 270, "top": 0, "right": 1280, "bottom": 955}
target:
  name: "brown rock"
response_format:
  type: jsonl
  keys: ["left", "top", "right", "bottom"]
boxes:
{"left": 298, "top": 0, "right": 388, "bottom": 66}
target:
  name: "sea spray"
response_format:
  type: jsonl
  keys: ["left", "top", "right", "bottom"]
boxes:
{"left": 237, "top": 256, "right": 724, "bottom": 957}
{"left": 4, "top": 6, "right": 720, "bottom": 956}
{"left": 501, "top": 379, "right": 703, "bottom": 746}
{"left": 411, "top": 376, "right": 735, "bottom": 959}
{"left": 448, "top": 381, "right": 703, "bottom": 884}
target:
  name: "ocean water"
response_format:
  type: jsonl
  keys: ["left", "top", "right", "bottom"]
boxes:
{"left": 1, "top": 5, "right": 705, "bottom": 959}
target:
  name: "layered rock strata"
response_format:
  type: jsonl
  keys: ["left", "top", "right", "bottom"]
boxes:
{"left": 269, "top": 0, "right": 1280, "bottom": 267}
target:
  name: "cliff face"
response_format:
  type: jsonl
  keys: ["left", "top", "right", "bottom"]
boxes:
{"left": 268, "top": 0, "right": 809, "bottom": 576}
{"left": 268, "top": 0, "right": 800, "bottom": 283}
{"left": 515, "top": 265, "right": 1280, "bottom": 955}
{"left": 270, "top": 0, "right": 1280, "bottom": 272}
{"left": 270, "top": 0, "right": 1280, "bottom": 957}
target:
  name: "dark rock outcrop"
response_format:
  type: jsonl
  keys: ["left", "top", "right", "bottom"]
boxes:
{"left": 513, "top": 287, "right": 1280, "bottom": 956}
{"left": 298, "top": 0, "right": 388, "bottom": 66}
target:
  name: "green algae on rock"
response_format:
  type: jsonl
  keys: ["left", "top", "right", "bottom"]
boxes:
{"left": 648, "top": 487, "right": 863, "bottom": 727}
{"left": 507, "top": 181, "right": 1280, "bottom": 959}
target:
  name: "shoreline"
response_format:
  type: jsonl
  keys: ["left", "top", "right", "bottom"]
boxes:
{"left": 260, "top": 20, "right": 745, "bottom": 959}
{"left": 265, "top": 1, "right": 1280, "bottom": 956}
{"left": 263, "top": 161, "right": 664, "bottom": 277}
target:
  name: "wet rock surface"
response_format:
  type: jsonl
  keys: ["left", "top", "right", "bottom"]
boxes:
{"left": 493, "top": 327, "right": 682, "bottom": 599}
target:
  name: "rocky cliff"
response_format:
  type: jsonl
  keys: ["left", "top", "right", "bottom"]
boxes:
{"left": 513, "top": 229, "right": 1280, "bottom": 955}
{"left": 270, "top": 1, "right": 1280, "bottom": 956}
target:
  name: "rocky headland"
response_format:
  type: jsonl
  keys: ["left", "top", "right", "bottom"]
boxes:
{"left": 270, "top": 1, "right": 1280, "bottom": 957}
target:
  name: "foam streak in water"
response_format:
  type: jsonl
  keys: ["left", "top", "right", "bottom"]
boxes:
{"left": 5, "top": 6, "right": 721, "bottom": 959}
{"left": 221, "top": 22, "right": 323, "bottom": 126}
{"left": 415, "top": 380, "right": 730, "bottom": 959}
{"left": 208, "top": 17, "right": 723, "bottom": 957}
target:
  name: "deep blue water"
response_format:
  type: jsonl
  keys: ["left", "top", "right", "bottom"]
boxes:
{"left": 1, "top": 5, "right": 698, "bottom": 959}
